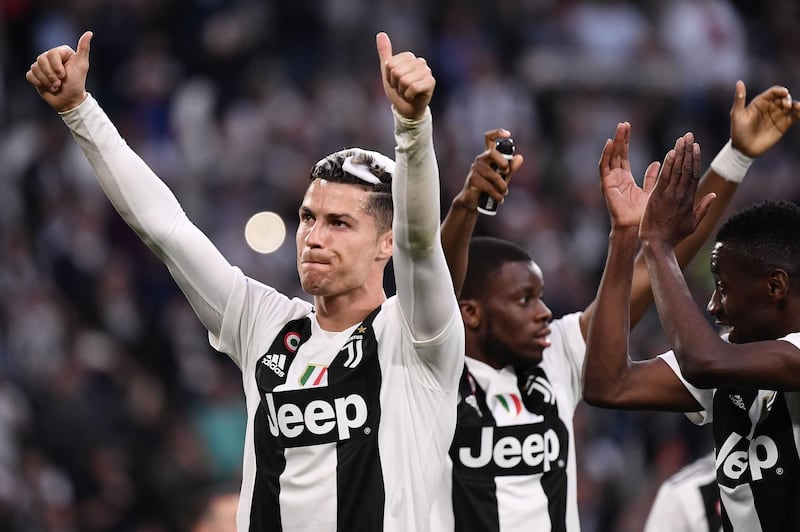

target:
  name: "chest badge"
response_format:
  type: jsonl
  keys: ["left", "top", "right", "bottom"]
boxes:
{"left": 299, "top": 364, "right": 328, "bottom": 387}
{"left": 495, "top": 393, "right": 523, "bottom": 417}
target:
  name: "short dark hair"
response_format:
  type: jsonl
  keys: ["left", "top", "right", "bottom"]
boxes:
{"left": 461, "top": 236, "right": 533, "bottom": 299}
{"left": 715, "top": 200, "right": 800, "bottom": 274}
{"left": 309, "top": 150, "right": 393, "bottom": 234}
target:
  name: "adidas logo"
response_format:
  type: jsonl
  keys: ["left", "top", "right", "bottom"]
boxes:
{"left": 729, "top": 394, "right": 746, "bottom": 410}
{"left": 262, "top": 354, "right": 286, "bottom": 377}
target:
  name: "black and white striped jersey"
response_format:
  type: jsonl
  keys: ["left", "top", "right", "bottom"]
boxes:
{"left": 215, "top": 277, "right": 464, "bottom": 532}
{"left": 60, "top": 93, "right": 462, "bottom": 532}
{"left": 430, "top": 312, "right": 585, "bottom": 532}
{"left": 645, "top": 452, "right": 722, "bottom": 532}
{"left": 660, "top": 332, "right": 800, "bottom": 532}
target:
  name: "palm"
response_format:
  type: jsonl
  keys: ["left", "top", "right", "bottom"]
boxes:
{"left": 601, "top": 167, "right": 646, "bottom": 227}
{"left": 731, "top": 82, "right": 800, "bottom": 157}
{"left": 597, "top": 123, "right": 650, "bottom": 229}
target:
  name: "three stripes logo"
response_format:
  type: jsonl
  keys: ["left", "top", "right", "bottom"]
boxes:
{"left": 262, "top": 354, "right": 287, "bottom": 377}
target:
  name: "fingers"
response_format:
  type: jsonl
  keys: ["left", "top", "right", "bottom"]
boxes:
{"left": 667, "top": 136, "right": 686, "bottom": 187}
{"left": 657, "top": 133, "right": 700, "bottom": 205}
{"left": 398, "top": 63, "right": 433, "bottom": 101}
{"left": 509, "top": 153, "right": 524, "bottom": 175}
{"left": 383, "top": 52, "right": 431, "bottom": 98}
{"left": 758, "top": 84, "right": 792, "bottom": 106}
{"left": 31, "top": 46, "right": 70, "bottom": 92}
{"left": 642, "top": 160, "right": 660, "bottom": 194}
{"left": 611, "top": 122, "right": 631, "bottom": 170}
{"left": 376, "top": 32, "right": 392, "bottom": 68}
{"left": 483, "top": 128, "right": 510, "bottom": 151}
{"left": 467, "top": 159, "right": 510, "bottom": 201}
{"left": 598, "top": 122, "right": 631, "bottom": 175}
{"left": 28, "top": 34, "right": 90, "bottom": 94}
{"left": 693, "top": 192, "right": 717, "bottom": 227}
{"left": 76, "top": 31, "right": 93, "bottom": 60}
{"left": 598, "top": 138, "right": 613, "bottom": 176}
{"left": 731, "top": 79, "right": 746, "bottom": 117}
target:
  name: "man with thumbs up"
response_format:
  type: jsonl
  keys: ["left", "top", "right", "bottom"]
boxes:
{"left": 27, "top": 31, "right": 463, "bottom": 532}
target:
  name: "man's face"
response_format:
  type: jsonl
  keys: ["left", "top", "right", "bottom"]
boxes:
{"left": 296, "top": 179, "right": 392, "bottom": 297}
{"left": 707, "top": 242, "right": 773, "bottom": 344}
{"left": 475, "top": 260, "right": 553, "bottom": 367}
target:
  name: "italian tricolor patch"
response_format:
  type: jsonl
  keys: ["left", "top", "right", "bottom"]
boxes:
{"left": 495, "top": 393, "right": 523, "bottom": 416}
{"left": 299, "top": 364, "right": 328, "bottom": 387}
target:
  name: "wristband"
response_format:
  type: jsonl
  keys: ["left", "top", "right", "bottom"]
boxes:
{"left": 710, "top": 139, "right": 753, "bottom": 183}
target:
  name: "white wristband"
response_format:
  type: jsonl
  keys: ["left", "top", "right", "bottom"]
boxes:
{"left": 710, "top": 139, "right": 753, "bottom": 183}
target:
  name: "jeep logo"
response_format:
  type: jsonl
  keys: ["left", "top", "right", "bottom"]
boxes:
{"left": 456, "top": 426, "right": 562, "bottom": 474}
{"left": 265, "top": 392, "right": 369, "bottom": 444}
{"left": 718, "top": 432, "right": 780, "bottom": 483}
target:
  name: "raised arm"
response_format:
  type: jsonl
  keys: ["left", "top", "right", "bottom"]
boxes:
{"left": 26, "top": 31, "right": 235, "bottom": 340}
{"left": 639, "top": 86, "right": 800, "bottom": 391}
{"left": 440, "top": 129, "right": 524, "bottom": 296}
{"left": 583, "top": 127, "right": 704, "bottom": 410}
{"left": 580, "top": 81, "right": 800, "bottom": 338}
{"left": 376, "top": 32, "right": 457, "bottom": 343}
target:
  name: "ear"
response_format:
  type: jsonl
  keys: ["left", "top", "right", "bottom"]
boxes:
{"left": 460, "top": 299, "right": 482, "bottom": 329}
{"left": 768, "top": 268, "right": 789, "bottom": 298}
{"left": 375, "top": 230, "right": 393, "bottom": 261}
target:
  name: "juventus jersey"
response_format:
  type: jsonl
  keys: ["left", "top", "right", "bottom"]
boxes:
{"left": 430, "top": 312, "right": 586, "bottom": 532}
{"left": 60, "top": 94, "right": 461, "bottom": 532}
{"left": 660, "top": 332, "right": 800, "bottom": 532}
{"left": 644, "top": 452, "right": 722, "bottom": 532}
{"left": 215, "top": 274, "right": 463, "bottom": 532}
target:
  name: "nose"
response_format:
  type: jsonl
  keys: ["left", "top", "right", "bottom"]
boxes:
{"left": 301, "top": 220, "right": 324, "bottom": 248}
{"left": 706, "top": 289, "right": 721, "bottom": 317}
{"left": 536, "top": 300, "right": 553, "bottom": 323}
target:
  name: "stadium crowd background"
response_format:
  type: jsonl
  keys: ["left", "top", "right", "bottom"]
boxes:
{"left": 1, "top": 0, "right": 799, "bottom": 530}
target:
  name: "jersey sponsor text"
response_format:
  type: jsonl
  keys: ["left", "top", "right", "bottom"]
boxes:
{"left": 456, "top": 425, "right": 562, "bottom": 475}
{"left": 263, "top": 385, "right": 370, "bottom": 447}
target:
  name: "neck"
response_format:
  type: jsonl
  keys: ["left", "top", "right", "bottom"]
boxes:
{"left": 465, "top": 334, "right": 504, "bottom": 370}
{"left": 314, "top": 290, "right": 386, "bottom": 331}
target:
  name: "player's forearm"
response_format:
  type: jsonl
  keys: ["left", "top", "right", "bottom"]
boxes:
{"left": 60, "top": 94, "right": 234, "bottom": 335}
{"left": 583, "top": 227, "right": 638, "bottom": 405}
{"left": 628, "top": 168, "right": 738, "bottom": 325}
{"left": 642, "top": 239, "right": 724, "bottom": 385}
{"left": 391, "top": 106, "right": 457, "bottom": 340}
{"left": 392, "top": 107, "right": 440, "bottom": 257}
{"left": 441, "top": 198, "right": 479, "bottom": 297}
{"left": 60, "top": 94, "right": 186, "bottom": 248}
{"left": 674, "top": 168, "right": 737, "bottom": 264}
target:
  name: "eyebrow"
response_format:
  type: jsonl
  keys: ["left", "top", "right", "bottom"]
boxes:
{"left": 299, "top": 206, "right": 358, "bottom": 224}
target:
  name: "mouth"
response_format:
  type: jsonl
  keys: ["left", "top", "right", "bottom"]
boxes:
{"left": 300, "top": 253, "right": 332, "bottom": 266}
{"left": 533, "top": 327, "right": 552, "bottom": 349}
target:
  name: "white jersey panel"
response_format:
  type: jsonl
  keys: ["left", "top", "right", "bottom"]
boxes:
{"left": 496, "top": 475, "right": 551, "bottom": 531}
{"left": 644, "top": 453, "right": 721, "bottom": 532}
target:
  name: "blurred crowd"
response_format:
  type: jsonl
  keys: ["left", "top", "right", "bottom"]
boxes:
{"left": 1, "top": 0, "right": 799, "bottom": 530}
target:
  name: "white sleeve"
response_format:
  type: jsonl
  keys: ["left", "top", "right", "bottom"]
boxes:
{"left": 390, "top": 107, "right": 462, "bottom": 372}
{"left": 59, "top": 94, "right": 236, "bottom": 339}
{"left": 658, "top": 351, "right": 714, "bottom": 425}
{"left": 644, "top": 481, "right": 692, "bottom": 532}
